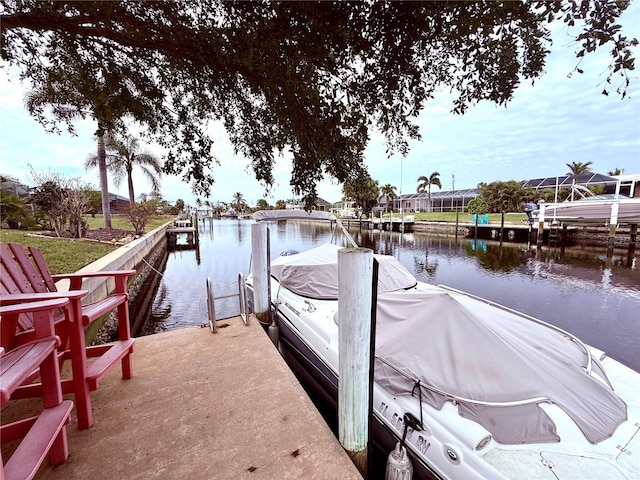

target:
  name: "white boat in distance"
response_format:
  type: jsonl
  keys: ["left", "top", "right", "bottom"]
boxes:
{"left": 534, "top": 195, "right": 640, "bottom": 225}
{"left": 245, "top": 211, "right": 640, "bottom": 480}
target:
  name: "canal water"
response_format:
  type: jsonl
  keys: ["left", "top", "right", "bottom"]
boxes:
{"left": 145, "top": 218, "right": 640, "bottom": 373}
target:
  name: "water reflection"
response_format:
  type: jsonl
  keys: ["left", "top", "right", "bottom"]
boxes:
{"left": 144, "top": 219, "right": 639, "bottom": 372}
{"left": 167, "top": 232, "right": 201, "bottom": 265}
{"left": 411, "top": 250, "right": 439, "bottom": 279}
{"left": 465, "top": 240, "right": 529, "bottom": 273}
{"left": 145, "top": 284, "right": 172, "bottom": 335}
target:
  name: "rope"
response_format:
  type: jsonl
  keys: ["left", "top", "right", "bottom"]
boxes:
{"left": 122, "top": 242, "right": 165, "bottom": 277}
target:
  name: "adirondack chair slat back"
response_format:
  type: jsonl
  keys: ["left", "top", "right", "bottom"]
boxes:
{"left": 1, "top": 243, "right": 38, "bottom": 293}
{"left": 1, "top": 261, "right": 21, "bottom": 294}
{"left": 28, "top": 246, "right": 58, "bottom": 292}
{"left": 0, "top": 243, "right": 38, "bottom": 332}
{"left": 7, "top": 243, "right": 50, "bottom": 293}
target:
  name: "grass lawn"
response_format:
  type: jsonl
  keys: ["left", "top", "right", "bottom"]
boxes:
{"left": 1, "top": 215, "right": 174, "bottom": 274}
{"left": 85, "top": 214, "right": 174, "bottom": 231}
{"left": 0, "top": 230, "right": 118, "bottom": 274}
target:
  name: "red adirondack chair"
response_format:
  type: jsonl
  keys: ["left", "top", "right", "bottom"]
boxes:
{"left": 1, "top": 298, "right": 74, "bottom": 480}
{"left": 0, "top": 242, "right": 136, "bottom": 429}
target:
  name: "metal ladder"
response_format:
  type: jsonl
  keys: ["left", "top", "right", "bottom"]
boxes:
{"left": 205, "top": 273, "right": 250, "bottom": 333}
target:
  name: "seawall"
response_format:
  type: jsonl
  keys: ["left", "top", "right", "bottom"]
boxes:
{"left": 55, "top": 221, "right": 172, "bottom": 304}
{"left": 54, "top": 221, "right": 172, "bottom": 343}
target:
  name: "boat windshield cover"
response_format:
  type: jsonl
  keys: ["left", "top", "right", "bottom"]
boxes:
{"left": 374, "top": 289, "right": 627, "bottom": 446}
{"left": 271, "top": 243, "right": 416, "bottom": 300}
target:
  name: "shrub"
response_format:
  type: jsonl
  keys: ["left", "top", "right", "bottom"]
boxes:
{"left": 467, "top": 198, "right": 488, "bottom": 215}
{"left": 30, "top": 171, "right": 92, "bottom": 238}
{"left": 125, "top": 201, "right": 157, "bottom": 235}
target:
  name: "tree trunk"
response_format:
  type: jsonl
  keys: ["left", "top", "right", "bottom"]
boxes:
{"left": 97, "top": 133, "right": 112, "bottom": 228}
{"left": 127, "top": 166, "right": 135, "bottom": 205}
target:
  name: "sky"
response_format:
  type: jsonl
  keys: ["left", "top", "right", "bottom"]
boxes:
{"left": 1, "top": 5, "right": 639, "bottom": 208}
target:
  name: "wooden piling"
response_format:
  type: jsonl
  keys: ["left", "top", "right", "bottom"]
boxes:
{"left": 537, "top": 201, "right": 546, "bottom": 248}
{"left": 561, "top": 224, "right": 568, "bottom": 255}
{"left": 607, "top": 202, "right": 620, "bottom": 258}
{"left": 251, "top": 223, "right": 271, "bottom": 325}
{"left": 338, "top": 247, "right": 373, "bottom": 476}
{"left": 474, "top": 214, "right": 478, "bottom": 240}
{"left": 455, "top": 210, "right": 459, "bottom": 239}
{"left": 627, "top": 224, "right": 637, "bottom": 266}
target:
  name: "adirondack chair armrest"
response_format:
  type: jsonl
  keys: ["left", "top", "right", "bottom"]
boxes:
{"left": 2, "top": 334, "right": 61, "bottom": 354}
{"left": 1, "top": 292, "right": 88, "bottom": 333}
{"left": 0, "top": 290, "right": 88, "bottom": 305}
{"left": 52, "top": 270, "right": 135, "bottom": 291}
{"left": 51, "top": 270, "right": 136, "bottom": 280}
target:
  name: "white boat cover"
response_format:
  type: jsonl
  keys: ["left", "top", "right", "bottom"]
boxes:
{"left": 271, "top": 243, "right": 417, "bottom": 299}
{"left": 374, "top": 289, "right": 628, "bottom": 445}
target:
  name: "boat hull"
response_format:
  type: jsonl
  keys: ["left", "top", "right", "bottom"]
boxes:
{"left": 271, "top": 303, "right": 441, "bottom": 480}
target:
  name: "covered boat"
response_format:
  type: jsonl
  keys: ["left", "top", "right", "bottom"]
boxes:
{"left": 247, "top": 228, "right": 640, "bottom": 479}
{"left": 533, "top": 195, "right": 640, "bottom": 225}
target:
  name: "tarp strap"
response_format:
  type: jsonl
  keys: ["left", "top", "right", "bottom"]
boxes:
{"left": 411, "top": 380, "right": 424, "bottom": 429}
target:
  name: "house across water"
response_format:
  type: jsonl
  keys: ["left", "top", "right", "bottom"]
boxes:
{"left": 383, "top": 173, "right": 639, "bottom": 213}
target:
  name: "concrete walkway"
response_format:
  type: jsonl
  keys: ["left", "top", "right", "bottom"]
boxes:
{"left": 4, "top": 316, "right": 362, "bottom": 479}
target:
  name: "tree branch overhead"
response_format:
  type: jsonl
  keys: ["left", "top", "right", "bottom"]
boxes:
{"left": 1, "top": 1, "right": 636, "bottom": 208}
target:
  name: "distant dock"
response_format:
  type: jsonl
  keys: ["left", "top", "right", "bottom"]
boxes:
{"left": 166, "top": 218, "right": 199, "bottom": 247}
{"left": 341, "top": 216, "right": 415, "bottom": 232}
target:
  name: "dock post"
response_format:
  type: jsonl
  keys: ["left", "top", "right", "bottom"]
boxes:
{"left": 338, "top": 247, "right": 373, "bottom": 476}
{"left": 627, "top": 224, "right": 637, "bottom": 267}
{"left": 455, "top": 210, "right": 459, "bottom": 239}
{"left": 560, "top": 224, "right": 568, "bottom": 256}
{"left": 630, "top": 223, "right": 638, "bottom": 244}
{"left": 536, "top": 201, "right": 546, "bottom": 248}
{"left": 474, "top": 214, "right": 478, "bottom": 240}
{"left": 607, "top": 202, "right": 619, "bottom": 258}
{"left": 251, "top": 223, "right": 271, "bottom": 326}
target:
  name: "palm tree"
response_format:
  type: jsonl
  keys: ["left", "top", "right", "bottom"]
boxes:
{"left": 96, "top": 131, "right": 112, "bottom": 227}
{"left": 86, "top": 133, "right": 162, "bottom": 205}
{"left": 416, "top": 172, "right": 442, "bottom": 212}
{"left": 566, "top": 161, "right": 593, "bottom": 175}
{"left": 608, "top": 168, "right": 624, "bottom": 176}
{"left": 26, "top": 87, "right": 114, "bottom": 228}
{"left": 232, "top": 192, "right": 246, "bottom": 212}
{"left": 379, "top": 184, "right": 397, "bottom": 213}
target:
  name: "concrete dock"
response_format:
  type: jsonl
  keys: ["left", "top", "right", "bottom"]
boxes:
{"left": 2, "top": 316, "right": 362, "bottom": 479}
